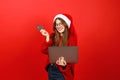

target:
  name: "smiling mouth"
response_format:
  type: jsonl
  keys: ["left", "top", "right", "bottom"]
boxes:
{"left": 58, "top": 27, "right": 63, "bottom": 31}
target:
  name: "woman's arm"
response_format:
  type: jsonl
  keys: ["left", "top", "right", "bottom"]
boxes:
{"left": 56, "top": 63, "right": 74, "bottom": 80}
{"left": 40, "top": 29, "right": 53, "bottom": 55}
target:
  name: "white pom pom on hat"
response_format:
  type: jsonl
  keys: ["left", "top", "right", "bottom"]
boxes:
{"left": 53, "top": 14, "right": 71, "bottom": 28}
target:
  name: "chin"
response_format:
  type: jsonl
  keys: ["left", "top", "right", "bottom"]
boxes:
{"left": 58, "top": 31, "right": 64, "bottom": 33}
{"left": 58, "top": 29, "right": 65, "bottom": 33}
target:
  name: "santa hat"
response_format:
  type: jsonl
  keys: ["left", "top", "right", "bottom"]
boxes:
{"left": 53, "top": 14, "right": 71, "bottom": 28}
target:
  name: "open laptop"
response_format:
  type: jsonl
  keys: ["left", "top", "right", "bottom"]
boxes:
{"left": 48, "top": 46, "right": 78, "bottom": 63}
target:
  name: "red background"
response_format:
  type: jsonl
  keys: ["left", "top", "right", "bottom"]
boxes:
{"left": 0, "top": 0, "right": 120, "bottom": 80}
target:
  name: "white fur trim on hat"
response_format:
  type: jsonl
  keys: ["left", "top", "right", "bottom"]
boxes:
{"left": 54, "top": 14, "right": 71, "bottom": 28}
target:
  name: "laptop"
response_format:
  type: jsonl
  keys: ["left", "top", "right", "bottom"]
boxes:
{"left": 48, "top": 46, "right": 78, "bottom": 63}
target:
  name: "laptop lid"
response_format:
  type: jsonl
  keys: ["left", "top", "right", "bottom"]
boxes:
{"left": 48, "top": 46, "right": 78, "bottom": 63}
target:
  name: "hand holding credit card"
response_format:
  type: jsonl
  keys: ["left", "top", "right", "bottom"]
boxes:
{"left": 37, "top": 26, "right": 49, "bottom": 41}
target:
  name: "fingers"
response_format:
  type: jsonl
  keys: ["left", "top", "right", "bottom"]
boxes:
{"left": 63, "top": 59, "right": 67, "bottom": 66}
{"left": 56, "top": 60, "right": 59, "bottom": 64}
{"left": 56, "top": 57, "right": 61, "bottom": 65}
{"left": 40, "top": 29, "right": 49, "bottom": 36}
{"left": 56, "top": 56, "right": 67, "bottom": 66}
{"left": 40, "top": 29, "right": 46, "bottom": 34}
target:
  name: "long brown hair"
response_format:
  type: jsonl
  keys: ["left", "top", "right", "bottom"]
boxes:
{"left": 52, "top": 18, "right": 70, "bottom": 46}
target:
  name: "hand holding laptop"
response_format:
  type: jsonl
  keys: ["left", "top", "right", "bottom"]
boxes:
{"left": 56, "top": 56, "right": 67, "bottom": 66}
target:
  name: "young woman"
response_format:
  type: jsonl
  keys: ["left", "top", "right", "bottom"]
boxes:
{"left": 40, "top": 14, "right": 77, "bottom": 80}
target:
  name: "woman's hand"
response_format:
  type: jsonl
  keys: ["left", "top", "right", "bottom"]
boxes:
{"left": 40, "top": 29, "right": 50, "bottom": 42}
{"left": 56, "top": 56, "right": 67, "bottom": 66}
{"left": 40, "top": 29, "right": 49, "bottom": 37}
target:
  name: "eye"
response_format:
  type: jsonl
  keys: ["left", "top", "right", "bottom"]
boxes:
{"left": 56, "top": 23, "right": 63, "bottom": 27}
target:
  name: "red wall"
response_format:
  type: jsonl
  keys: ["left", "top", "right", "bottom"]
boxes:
{"left": 0, "top": 0, "right": 120, "bottom": 80}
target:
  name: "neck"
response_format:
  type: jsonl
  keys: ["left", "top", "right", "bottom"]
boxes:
{"left": 60, "top": 33, "right": 63, "bottom": 36}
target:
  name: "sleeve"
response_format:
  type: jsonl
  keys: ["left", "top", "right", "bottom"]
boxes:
{"left": 56, "top": 63, "right": 75, "bottom": 79}
{"left": 41, "top": 35, "right": 53, "bottom": 55}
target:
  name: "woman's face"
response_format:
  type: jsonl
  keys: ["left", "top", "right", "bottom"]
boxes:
{"left": 55, "top": 19, "right": 65, "bottom": 33}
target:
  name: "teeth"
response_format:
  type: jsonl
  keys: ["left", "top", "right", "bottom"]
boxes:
{"left": 59, "top": 28, "right": 62, "bottom": 31}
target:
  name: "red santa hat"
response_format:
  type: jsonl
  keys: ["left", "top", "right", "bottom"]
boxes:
{"left": 53, "top": 14, "right": 71, "bottom": 28}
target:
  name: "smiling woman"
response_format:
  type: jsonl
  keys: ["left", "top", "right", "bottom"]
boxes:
{"left": 53, "top": 18, "right": 70, "bottom": 46}
{"left": 40, "top": 14, "right": 77, "bottom": 80}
